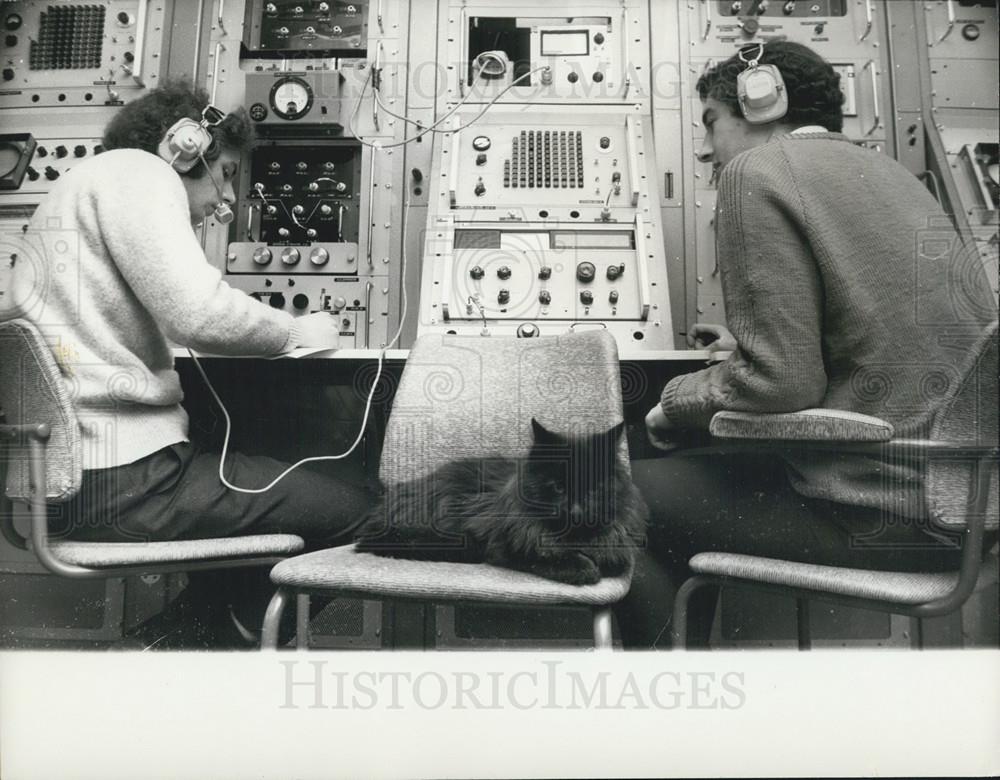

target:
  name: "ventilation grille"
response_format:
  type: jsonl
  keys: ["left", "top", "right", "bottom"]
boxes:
{"left": 30, "top": 5, "right": 106, "bottom": 70}
{"left": 504, "top": 130, "right": 584, "bottom": 189}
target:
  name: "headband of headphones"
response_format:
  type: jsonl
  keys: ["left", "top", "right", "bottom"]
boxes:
{"left": 735, "top": 43, "right": 788, "bottom": 125}
{"left": 157, "top": 104, "right": 227, "bottom": 173}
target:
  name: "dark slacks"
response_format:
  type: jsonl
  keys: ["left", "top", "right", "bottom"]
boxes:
{"left": 616, "top": 453, "right": 966, "bottom": 649}
{"left": 52, "top": 442, "right": 372, "bottom": 637}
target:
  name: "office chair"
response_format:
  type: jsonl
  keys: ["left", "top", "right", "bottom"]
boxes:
{"left": 671, "top": 321, "right": 998, "bottom": 649}
{"left": 260, "top": 329, "right": 635, "bottom": 650}
{"left": 0, "top": 318, "right": 305, "bottom": 645}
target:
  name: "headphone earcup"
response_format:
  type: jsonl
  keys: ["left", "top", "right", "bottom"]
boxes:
{"left": 158, "top": 118, "right": 213, "bottom": 172}
{"left": 737, "top": 64, "right": 788, "bottom": 125}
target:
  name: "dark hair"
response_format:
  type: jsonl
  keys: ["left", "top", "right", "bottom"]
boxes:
{"left": 695, "top": 41, "right": 844, "bottom": 133}
{"left": 101, "top": 78, "right": 254, "bottom": 178}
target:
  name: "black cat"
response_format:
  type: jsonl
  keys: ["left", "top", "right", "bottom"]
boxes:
{"left": 354, "top": 418, "right": 648, "bottom": 585}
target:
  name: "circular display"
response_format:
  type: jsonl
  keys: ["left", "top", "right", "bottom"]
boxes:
{"left": 472, "top": 135, "right": 491, "bottom": 152}
{"left": 269, "top": 77, "right": 313, "bottom": 121}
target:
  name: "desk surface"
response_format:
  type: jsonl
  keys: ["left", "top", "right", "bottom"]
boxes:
{"left": 173, "top": 347, "right": 726, "bottom": 362}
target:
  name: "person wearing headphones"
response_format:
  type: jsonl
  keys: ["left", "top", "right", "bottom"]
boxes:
{"left": 7, "top": 80, "right": 370, "bottom": 646}
{"left": 616, "top": 41, "right": 997, "bottom": 648}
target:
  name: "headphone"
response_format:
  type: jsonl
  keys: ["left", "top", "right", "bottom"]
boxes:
{"left": 157, "top": 105, "right": 234, "bottom": 223}
{"left": 736, "top": 43, "right": 788, "bottom": 125}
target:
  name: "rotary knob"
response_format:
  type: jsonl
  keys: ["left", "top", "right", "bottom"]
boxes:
{"left": 538, "top": 290, "right": 552, "bottom": 305}
{"left": 252, "top": 247, "right": 273, "bottom": 265}
{"left": 269, "top": 293, "right": 286, "bottom": 308}
{"left": 538, "top": 266, "right": 552, "bottom": 280}
{"left": 280, "top": 247, "right": 301, "bottom": 265}
{"left": 609, "top": 290, "right": 620, "bottom": 304}
{"left": 580, "top": 290, "right": 594, "bottom": 305}
{"left": 497, "top": 265, "right": 511, "bottom": 280}
{"left": 293, "top": 294, "right": 310, "bottom": 310}
{"left": 309, "top": 247, "right": 329, "bottom": 266}
{"left": 497, "top": 289, "right": 510, "bottom": 305}
{"left": 576, "top": 262, "right": 596, "bottom": 282}
{"left": 516, "top": 323, "right": 539, "bottom": 338}
{"left": 606, "top": 264, "right": 624, "bottom": 280}
{"left": 470, "top": 266, "right": 485, "bottom": 280}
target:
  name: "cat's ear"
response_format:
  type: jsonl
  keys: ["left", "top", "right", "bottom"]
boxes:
{"left": 531, "top": 417, "right": 560, "bottom": 445}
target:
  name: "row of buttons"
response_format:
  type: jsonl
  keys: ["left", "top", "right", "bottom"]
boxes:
{"left": 251, "top": 247, "right": 332, "bottom": 266}
{"left": 489, "top": 289, "right": 621, "bottom": 305}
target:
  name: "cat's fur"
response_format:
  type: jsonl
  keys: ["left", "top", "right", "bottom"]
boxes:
{"left": 354, "top": 418, "right": 648, "bottom": 585}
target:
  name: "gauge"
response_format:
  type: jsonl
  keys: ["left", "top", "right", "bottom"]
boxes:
{"left": 472, "top": 135, "right": 491, "bottom": 152}
{"left": 269, "top": 76, "right": 313, "bottom": 121}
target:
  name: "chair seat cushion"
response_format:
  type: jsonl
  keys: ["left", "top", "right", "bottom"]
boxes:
{"left": 709, "top": 409, "right": 894, "bottom": 441}
{"left": 689, "top": 552, "right": 958, "bottom": 604}
{"left": 270, "top": 544, "right": 633, "bottom": 605}
{"left": 47, "top": 534, "right": 305, "bottom": 567}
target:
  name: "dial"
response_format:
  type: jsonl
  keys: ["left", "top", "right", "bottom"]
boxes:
{"left": 270, "top": 77, "right": 313, "bottom": 121}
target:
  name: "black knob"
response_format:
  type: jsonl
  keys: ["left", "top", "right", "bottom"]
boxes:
{"left": 814, "top": 22, "right": 825, "bottom": 35}
{"left": 516, "top": 323, "right": 539, "bottom": 338}
{"left": 783, "top": 1, "right": 795, "bottom": 14}
{"left": 497, "top": 289, "right": 510, "bottom": 305}
{"left": 117, "top": 11, "right": 131, "bottom": 25}
{"left": 269, "top": 293, "right": 286, "bottom": 308}
{"left": 599, "top": 136, "right": 610, "bottom": 150}
{"left": 470, "top": 266, "right": 485, "bottom": 280}
{"left": 73, "top": 145, "right": 86, "bottom": 158}
{"left": 743, "top": 18, "right": 760, "bottom": 35}
{"left": 594, "top": 32, "right": 605, "bottom": 45}
{"left": 44, "top": 166, "right": 59, "bottom": 181}
{"left": 538, "top": 266, "right": 552, "bottom": 280}
{"left": 538, "top": 290, "right": 551, "bottom": 305}
{"left": 36, "top": 146, "right": 48, "bottom": 157}
{"left": 93, "top": 144, "right": 104, "bottom": 155}
{"left": 606, "top": 264, "right": 624, "bottom": 280}
{"left": 4, "top": 35, "right": 17, "bottom": 48}
{"left": 474, "top": 181, "right": 486, "bottom": 196}
{"left": 26, "top": 166, "right": 39, "bottom": 181}
{"left": 576, "top": 262, "right": 596, "bottom": 282}
{"left": 293, "top": 294, "right": 309, "bottom": 310}
{"left": 411, "top": 167, "right": 424, "bottom": 182}
{"left": 609, "top": 290, "right": 620, "bottom": 304}
{"left": 123, "top": 51, "right": 134, "bottom": 63}
{"left": 580, "top": 290, "right": 594, "bottom": 305}
{"left": 497, "top": 265, "right": 511, "bottom": 280}
{"left": 475, "top": 153, "right": 487, "bottom": 166}
{"left": 567, "top": 72, "right": 579, "bottom": 84}
{"left": 593, "top": 72, "right": 604, "bottom": 83}
{"left": 54, "top": 145, "right": 68, "bottom": 158}
{"left": 1, "top": 67, "right": 13, "bottom": 81}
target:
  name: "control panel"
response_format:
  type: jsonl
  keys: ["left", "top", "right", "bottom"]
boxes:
{"left": 242, "top": 0, "right": 368, "bottom": 54}
{"left": 0, "top": 1, "right": 166, "bottom": 109}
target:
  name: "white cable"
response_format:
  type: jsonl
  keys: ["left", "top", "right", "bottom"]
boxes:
{"left": 189, "top": 169, "right": 411, "bottom": 494}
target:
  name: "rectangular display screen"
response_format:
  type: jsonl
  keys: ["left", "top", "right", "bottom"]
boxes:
{"left": 540, "top": 31, "right": 589, "bottom": 57}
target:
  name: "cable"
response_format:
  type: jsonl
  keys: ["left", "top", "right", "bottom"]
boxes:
{"left": 188, "top": 188, "right": 411, "bottom": 494}
{"left": 433, "top": 66, "right": 550, "bottom": 134}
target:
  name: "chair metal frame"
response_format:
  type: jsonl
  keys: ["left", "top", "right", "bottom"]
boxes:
{"left": 669, "top": 438, "right": 998, "bottom": 650}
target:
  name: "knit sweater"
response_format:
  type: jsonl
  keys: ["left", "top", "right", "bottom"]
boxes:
{"left": 9, "top": 149, "right": 305, "bottom": 469}
{"left": 661, "top": 132, "right": 997, "bottom": 517}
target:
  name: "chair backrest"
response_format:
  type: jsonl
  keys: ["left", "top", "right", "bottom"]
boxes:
{"left": 381, "top": 330, "right": 626, "bottom": 485}
{"left": 0, "top": 318, "right": 82, "bottom": 501}
{"left": 927, "top": 320, "right": 998, "bottom": 531}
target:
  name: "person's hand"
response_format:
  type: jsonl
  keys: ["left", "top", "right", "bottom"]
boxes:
{"left": 686, "top": 322, "right": 737, "bottom": 352}
{"left": 645, "top": 404, "right": 679, "bottom": 451}
{"left": 294, "top": 312, "right": 342, "bottom": 350}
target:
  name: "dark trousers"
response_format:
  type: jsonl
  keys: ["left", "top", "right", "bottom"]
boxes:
{"left": 54, "top": 442, "right": 372, "bottom": 633}
{"left": 616, "top": 453, "right": 967, "bottom": 649}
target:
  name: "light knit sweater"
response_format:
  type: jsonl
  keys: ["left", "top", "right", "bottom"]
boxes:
{"left": 661, "top": 132, "right": 997, "bottom": 517}
{"left": 9, "top": 149, "right": 304, "bottom": 469}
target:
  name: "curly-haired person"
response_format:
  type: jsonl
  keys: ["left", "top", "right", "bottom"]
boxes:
{"left": 7, "top": 80, "right": 371, "bottom": 647}
{"left": 615, "top": 42, "right": 997, "bottom": 648}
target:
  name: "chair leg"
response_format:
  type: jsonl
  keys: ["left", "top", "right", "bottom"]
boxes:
{"left": 593, "top": 606, "right": 614, "bottom": 651}
{"left": 671, "top": 576, "right": 714, "bottom": 651}
{"left": 796, "top": 598, "right": 812, "bottom": 651}
{"left": 261, "top": 587, "right": 291, "bottom": 650}
{"left": 296, "top": 594, "right": 311, "bottom": 650}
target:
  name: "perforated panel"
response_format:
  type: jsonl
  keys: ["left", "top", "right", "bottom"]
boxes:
{"left": 505, "top": 130, "right": 584, "bottom": 189}
{"left": 30, "top": 5, "right": 106, "bottom": 70}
